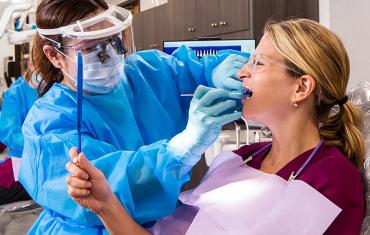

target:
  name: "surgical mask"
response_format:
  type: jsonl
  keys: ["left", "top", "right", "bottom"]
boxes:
{"left": 60, "top": 44, "right": 125, "bottom": 94}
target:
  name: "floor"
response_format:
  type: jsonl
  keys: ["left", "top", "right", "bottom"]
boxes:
{"left": 0, "top": 201, "right": 42, "bottom": 235}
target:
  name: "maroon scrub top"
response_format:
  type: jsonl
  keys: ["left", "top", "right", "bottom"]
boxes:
{"left": 234, "top": 142, "right": 364, "bottom": 235}
{"left": 0, "top": 158, "right": 18, "bottom": 189}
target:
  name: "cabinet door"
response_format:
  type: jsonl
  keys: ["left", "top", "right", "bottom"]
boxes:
{"left": 154, "top": 4, "right": 172, "bottom": 50}
{"left": 197, "top": 0, "right": 220, "bottom": 37}
{"left": 142, "top": 10, "right": 155, "bottom": 50}
{"left": 132, "top": 13, "right": 145, "bottom": 51}
{"left": 219, "top": 0, "right": 250, "bottom": 34}
{"left": 170, "top": 0, "right": 198, "bottom": 40}
{"left": 133, "top": 10, "right": 155, "bottom": 51}
{"left": 286, "top": 0, "right": 319, "bottom": 20}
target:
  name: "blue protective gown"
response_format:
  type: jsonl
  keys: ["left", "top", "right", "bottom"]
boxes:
{"left": 0, "top": 77, "right": 37, "bottom": 157}
{"left": 19, "top": 46, "right": 249, "bottom": 234}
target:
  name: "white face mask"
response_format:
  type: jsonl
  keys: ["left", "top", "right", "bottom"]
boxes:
{"left": 58, "top": 44, "right": 125, "bottom": 94}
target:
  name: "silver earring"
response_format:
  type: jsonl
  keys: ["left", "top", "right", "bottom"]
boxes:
{"left": 294, "top": 103, "right": 298, "bottom": 108}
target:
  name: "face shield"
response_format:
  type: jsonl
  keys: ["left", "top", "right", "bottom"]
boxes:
{"left": 36, "top": 5, "right": 134, "bottom": 95}
{"left": 37, "top": 5, "right": 135, "bottom": 64}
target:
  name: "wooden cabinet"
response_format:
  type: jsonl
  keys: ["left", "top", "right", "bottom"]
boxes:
{"left": 218, "top": 0, "right": 250, "bottom": 34}
{"left": 196, "top": 0, "right": 220, "bottom": 36}
{"left": 132, "top": 9, "right": 154, "bottom": 51}
{"left": 133, "top": 4, "right": 171, "bottom": 51}
{"left": 197, "top": 0, "right": 250, "bottom": 36}
{"left": 169, "top": 0, "right": 198, "bottom": 40}
{"left": 172, "top": 0, "right": 251, "bottom": 38}
{"left": 251, "top": 0, "right": 319, "bottom": 42}
{"left": 153, "top": 4, "right": 172, "bottom": 50}
{"left": 132, "top": 0, "right": 319, "bottom": 50}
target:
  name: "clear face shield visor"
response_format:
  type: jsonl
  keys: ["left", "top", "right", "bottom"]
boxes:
{"left": 37, "top": 5, "right": 135, "bottom": 64}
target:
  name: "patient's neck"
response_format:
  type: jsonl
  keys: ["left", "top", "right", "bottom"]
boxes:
{"left": 260, "top": 114, "right": 321, "bottom": 174}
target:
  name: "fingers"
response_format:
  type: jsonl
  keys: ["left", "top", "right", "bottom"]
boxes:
{"left": 66, "top": 162, "right": 89, "bottom": 180}
{"left": 225, "top": 54, "right": 249, "bottom": 65}
{"left": 77, "top": 152, "right": 104, "bottom": 180}
{"left": 68, "top": 186, "right": 91, "bottom": 198}
{"left": 212, "top": 111, "right": 242, "bottom": 126}
{"left": 69, "top": 147, "right": 78, "bottom": 162}
{"left": 66, "top": 175, "right": 92, "bottom": 189}
{"left": 230, "top": 61, "right": 247, "bottom": 70}
{"left": 192, "top": 85, "right": 213, "bottom": 100}
{"left": 223, "top": 77, "right": 243, "bottom": 91}
{"left": 201, "top": 99, "right": 237, "bottom": 116}
{"left": 198, "top": 88, "right": 229, "bottom": 107}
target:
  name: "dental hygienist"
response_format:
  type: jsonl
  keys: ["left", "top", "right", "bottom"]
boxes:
{"left": 19, "top": 0, "right": 248, "bottom": 234}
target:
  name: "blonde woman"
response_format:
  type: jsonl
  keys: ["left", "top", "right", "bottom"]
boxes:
{"left": 66, "top": 19, "right": 365, "bottom": 235}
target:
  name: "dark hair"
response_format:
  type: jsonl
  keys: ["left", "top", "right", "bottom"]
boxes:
{"left": 32, "top": 0, "right": 108, "bottom": 96}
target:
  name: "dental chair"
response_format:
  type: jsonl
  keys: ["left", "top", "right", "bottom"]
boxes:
{"left": 349, "top": 82, "right": 370, "bottom": 235}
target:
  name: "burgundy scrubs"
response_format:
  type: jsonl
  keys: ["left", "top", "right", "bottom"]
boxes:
{"left": 234, "top": 142, "right": 364, "bottom": 235}
{"left": 0, "top": 155, "right": 30, "bottom": 205}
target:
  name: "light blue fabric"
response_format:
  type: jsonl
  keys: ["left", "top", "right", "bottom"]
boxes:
{"left": 211, "top": 54, "right": 249, "bottom": 92}
{"left": 168, "top": 85, "right": 242, "bottom": 159}
{"left": 20, "top": 46, "right": 248, "bottom": 234}
{"left": 0, "top": 77, "right": 37, "bottom": 157}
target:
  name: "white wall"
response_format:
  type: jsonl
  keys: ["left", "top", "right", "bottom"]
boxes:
{"left": 140, "top": 0, "right": 167, "bottom": 12}
{"left": 320, "top": 0, "right": 370, "bottom": 89}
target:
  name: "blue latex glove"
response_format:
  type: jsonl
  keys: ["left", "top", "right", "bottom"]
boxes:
{"left": 168, "top": 85, "right": 242, "bottom": 159}
{"left": 212, "top": 54, "right": 249, "bottom": 92}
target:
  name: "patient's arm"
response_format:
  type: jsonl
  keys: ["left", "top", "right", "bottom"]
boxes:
{"left": 66, "top": 148, "right": 150, "bottom": 235}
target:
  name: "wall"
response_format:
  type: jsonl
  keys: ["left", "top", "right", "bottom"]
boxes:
{"left": 140, "top": 0, "right": 167, "bottom": 12}
{"left": 320, "top": 0, "right": 370, "bottom": 89}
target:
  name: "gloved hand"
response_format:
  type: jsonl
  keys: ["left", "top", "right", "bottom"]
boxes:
{"left": 168, "top": 85, "right": 242, "bottom": 161}
{"left": 212, "top": 54, "right": 249, "bottom": 92}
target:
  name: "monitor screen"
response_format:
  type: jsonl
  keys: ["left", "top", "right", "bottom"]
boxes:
{"left": 163, "top": 39, "right": 255, "bottom": 58}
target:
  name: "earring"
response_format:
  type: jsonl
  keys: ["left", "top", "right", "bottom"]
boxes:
{"left": 293, "top": 102, "right": 298, "bottom": 108}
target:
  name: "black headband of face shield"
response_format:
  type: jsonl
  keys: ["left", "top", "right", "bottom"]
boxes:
{"left": 113, "top": 34, "right": 128, "bottom": 55}
{"left": 97, "top": 34, "right": 128, "bottom": 63}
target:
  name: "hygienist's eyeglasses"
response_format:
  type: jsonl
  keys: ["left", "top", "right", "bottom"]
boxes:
{"left": 63, "top": 34, "right": 128, "bottom": 56}
{"left": 246, "top": 54, "right": 303, "bottom": 76}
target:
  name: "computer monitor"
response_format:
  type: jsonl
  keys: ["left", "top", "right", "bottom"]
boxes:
{"left": 163, "top": 39, "right": 255, "bottom": 58}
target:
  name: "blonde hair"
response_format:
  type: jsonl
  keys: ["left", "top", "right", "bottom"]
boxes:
{"left": 264, "top": 19, "right": 365, "bottom": 167}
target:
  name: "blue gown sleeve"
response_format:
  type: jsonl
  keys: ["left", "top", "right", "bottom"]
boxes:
{"left": 86, "top": 140, "right": 197, "bottom": 225}
{"left": 124, "top": 46, "right": 250, "bottom": 116}
{"left": 0, "top": 77, "right": 37, "bottom": 157}
{"left": 20, "top": 101, "right": 199, "bottom": 226}
{"left": 129, "top": 46, "right": 250, "bottom": 95}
